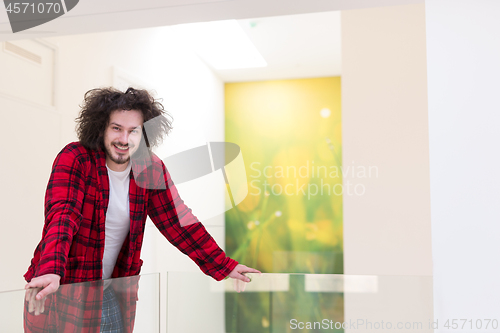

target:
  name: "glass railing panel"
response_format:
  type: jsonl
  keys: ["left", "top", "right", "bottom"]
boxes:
{"left": 0, "top": 281, "right": 25, "bottom": 332}
{"left": 166, "top": 272, "right": 433, "bottom": 333}
{"left": 0, "top": 273, "right": 159, "bottom": 333}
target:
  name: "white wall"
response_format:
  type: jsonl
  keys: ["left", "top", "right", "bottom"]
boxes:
{"left": 342, "top": 3, "right": 432, "bottom": 278}
{"left": 342, "top": 4, "right": 433, "bottom": 332}
{"left": 0, "top": 94, "right": 61, "bottom": 331}
{"left": 0, "top": 39, "right": 61, "bottom": 293}
{"left": 426, "top": 1, "right": 500, "bottom": 331}
{"left": 0, "top": 27, "right": 226, "bottom": 332}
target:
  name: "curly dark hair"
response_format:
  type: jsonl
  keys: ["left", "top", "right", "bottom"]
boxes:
{"left": 75, "top": 87, "right": 173, "bottom": 153}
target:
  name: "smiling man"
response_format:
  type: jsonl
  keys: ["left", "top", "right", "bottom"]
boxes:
{"left": 23, "top": 87, "right": 259, "bottom": 332}
{"left": 105, "top": 110, "right": 143, "bottom": 169}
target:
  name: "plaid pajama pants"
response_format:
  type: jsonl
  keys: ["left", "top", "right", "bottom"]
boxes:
{"left": 100, "top": 287, "right": 125, "bottom": 333}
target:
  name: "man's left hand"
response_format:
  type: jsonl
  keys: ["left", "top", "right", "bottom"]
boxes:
{"left": 228, "top": 264, "right": 261, "bottom": 292}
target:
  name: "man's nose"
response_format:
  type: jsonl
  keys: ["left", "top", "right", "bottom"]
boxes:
{"left": 119, "top": 131, "right": 130, "bottom": 144}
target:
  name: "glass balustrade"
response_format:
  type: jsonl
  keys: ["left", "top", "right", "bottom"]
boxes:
{"left": 0, "top": 273, "right": 159, "bottom": 333}
{"left": 166, "top": 272, "right": 433, "bottom": 333}
{"left": 1, "top": 272, "right": 432, "bottom": 332}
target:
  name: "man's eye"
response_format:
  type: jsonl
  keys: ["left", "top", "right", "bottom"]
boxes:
{"left": 113, "top": 127, "right": 120, "bottom": 131}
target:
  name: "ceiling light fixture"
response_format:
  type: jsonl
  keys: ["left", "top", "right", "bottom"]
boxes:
{"left": 172, "top": 20, "right": 267, "bottom": 70}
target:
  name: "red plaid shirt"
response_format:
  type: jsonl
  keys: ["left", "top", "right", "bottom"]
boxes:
{"left": 23, "top": 142, "right": 237, "bottom": 331}
{"left": 25, "top": 142, "right": 237, "bottom": 283}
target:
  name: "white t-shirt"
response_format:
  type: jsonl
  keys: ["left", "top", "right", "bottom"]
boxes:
{"left": 102, "top": 162, "right": 132, "bottom": 280}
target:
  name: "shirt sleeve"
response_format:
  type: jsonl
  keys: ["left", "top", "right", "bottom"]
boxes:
{"left": 147, "top": 160, "right": 238, "bottom": 281}
{"left": 32, "top": 147, "right": 85, "bottom": 280}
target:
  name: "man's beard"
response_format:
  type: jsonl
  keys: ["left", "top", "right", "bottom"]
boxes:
{"left": 105, "top": 143, "right": 131, "bottom": 165}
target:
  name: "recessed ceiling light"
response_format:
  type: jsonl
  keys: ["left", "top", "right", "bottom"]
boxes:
{"left": 172, "top": 20, "right": 267, "bottom": 70}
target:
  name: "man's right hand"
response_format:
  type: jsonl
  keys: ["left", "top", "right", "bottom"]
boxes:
{"left": 24, "top": 274, "right": 61, "bottom": 315}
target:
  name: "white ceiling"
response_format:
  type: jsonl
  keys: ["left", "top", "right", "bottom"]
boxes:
{"left": 213, "top": 11, "right": 341, "bottom": 82}
{"left": 0, "top": 0, "right": 421, "bottom": 82}
{"left": 0, "top": 0, "right": 423, "bottom": 40}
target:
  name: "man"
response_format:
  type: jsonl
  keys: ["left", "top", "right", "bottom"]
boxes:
{"left": 24, "top": 87, "right": 259, "bottom": 332}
